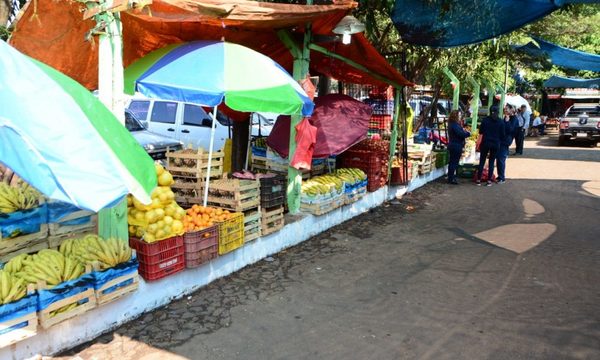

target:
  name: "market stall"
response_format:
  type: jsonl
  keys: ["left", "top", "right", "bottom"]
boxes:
{"left": 1, "top": 1, "right": 450, "bottom": 357}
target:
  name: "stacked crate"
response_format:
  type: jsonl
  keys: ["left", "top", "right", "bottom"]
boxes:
{"left": 205, "top": 179, "right": 262, "bottom": 243}
{"left": 167, "top": 149, "right": 225, "bottom": 204}
{"left": 258, "top": 174, "right": 285, "bottom": 236}
{"left": 183, "top": 226, "right": 218, "bottom": 268}
{"left": 340, "top": 150, "right": 386, "bottom": 192}
{"left": 129, "top": 236, "right": 185, "bottom": 281}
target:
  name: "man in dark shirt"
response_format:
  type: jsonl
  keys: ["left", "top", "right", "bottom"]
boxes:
{"left": 477, "top": 105, "right": 506, "bottom": 186}
{"left": 497, "top": 105, "right": 519, "bottom": 183}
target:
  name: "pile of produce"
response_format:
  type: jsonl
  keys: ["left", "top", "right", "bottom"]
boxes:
{"left": 183, "top": 205, "right": 235, "bottom": 232}
{"left": 59, "top": 235, "right": 132, "bottom": 270}
{"left": 334, "top": 168, "right": 367, "bottom": 186}
{"left": 0, "top": 270, "right": 28, "bottom": 305}
{"left": 0, "top": 182, "right": 41, "bottom": 214}
{"left": 128, "top": 164, "right": 186, "bottom": 243}
{"left": 301, "top": 174, "right": 345, "bottom": 198}
{"left": 171, "top": 148, "right": 199, "bottom": 167}
{"left": 5, "top": 250, "right": 85, "bottom": 287}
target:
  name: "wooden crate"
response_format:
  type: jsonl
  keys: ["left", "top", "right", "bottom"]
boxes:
{"left": 48, "top": 210, "right": 97, "bottom": 236}
{"left": 0, "top": 224, "right": 48, "bottom": 263}
{"left": 94, "top": 271, "right": 139, "bottom": 306}
{"left": 207, "top": 179, "right": 260, "bottom": 212}
{"left": 251, "top": 155, "right": 269, "bottom": 172}
{"left": 0, "top": 285, "right": 37, "bottom": 348}
{"left": 261, "top": 206, "right": 284, "bottom": 236}
{"left": 243, "top": 209, "right": 262, "bottom": 242}
{"left": 166, "top": 149, "right": 224, "bottom": 179}
{"left": 38, "top": 286, "right": 96, "bottom": 329}
{"left": 300, "top": 196, "right": 344, "bottom": 216}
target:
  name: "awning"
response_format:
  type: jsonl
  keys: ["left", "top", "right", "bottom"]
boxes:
{"left": 9, "top": 0, "right": 412, "bottom": 91}
{"left": 390, "top": 0, "right": 596, "bottom": 48}
{"left": 544, "top": 75, "right": 600, "bottom": 89}
{"left": 514, "top": 37, "right": 600, "bottom": 72}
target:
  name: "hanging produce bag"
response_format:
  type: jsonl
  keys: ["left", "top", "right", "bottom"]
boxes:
{"left": 291, "top": 118, "right": 317, "bottom": 170}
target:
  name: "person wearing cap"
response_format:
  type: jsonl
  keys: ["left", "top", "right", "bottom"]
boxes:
{"left": 531, "top": 111, "right": 542, "bottom": 137}
{"left": 497, "top": 105, "right": 519, "bottom": 184}
{"left": 476, "top": 105, "right": 506, "bottom": 186}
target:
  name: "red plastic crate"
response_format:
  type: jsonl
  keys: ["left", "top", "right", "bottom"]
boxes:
{"left": 183, "top": 226, "right": 219, "bottom": 268}
{"left": 369, "top": 115, "right": 392, "bottom": 130}
{"left": 341, "top": 150, "right": 388, "bottom": 192}
{"left": 129, "top": 236, "right": 184, "bottom": 265}
{"left": 138, "top": 254, "right": 185, "bottom": 281}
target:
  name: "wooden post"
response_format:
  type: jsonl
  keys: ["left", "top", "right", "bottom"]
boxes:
{"left": 388, "top": 88, "right": 401, "bottom": 182}
{"left": 467, "top": 77, "right": 480, "bottom": 129}
{"left": 277, "top": 26, "right": 310, "bottom": 214}
{"left": 88, "top": 7, "right": 128, "bottom": 241}
{"left": 442, "top": 67, "right": 460, "bottom": 111}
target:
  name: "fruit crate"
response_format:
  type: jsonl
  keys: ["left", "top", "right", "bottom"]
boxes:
{"left": 344, "top": 184, "right": 367, "bottom": 205}
{"left": 129, "top": 236, "right": 185, "bottom": 281}
{"left": 261, "top": 206, "right": 284, "bottom": 236}
{"left": 300, "top": 196, "right": 344, "bottom": 216}
{"left": 92, "top": 257, "right": 139, "bottom": 306}
{"left": 206, "top": 178, "right": 260, "bottom": 212}
{"left": 390, "top": 162, "right": 412, "bottom": 186}
{"left": 0, "top": 205, "right": 49, "bottom": 263}
{"left": 0, "top": 225, "right": 49, "bottom": 264}
{"left": 47, "top": 227, "right": 97, "bottom": 251}
{"left": 48, "top": 210, "right": 97, "bottom": 236}
{"left": 243, "top": 209, "right": 262, "bottom": 243}
{"left": 259, "top": 174, "right": 286, "bottom": 195}
{"left": 261, "top": 191, "right": 285, "bottom": 208}
{"left": 215, "top": 212, "right": 244, "bottom": 255}
{"left": 0, "top": 287, "right": 37, "bottom": 348}
{"left": 369, "top": 114, "right": 392, "bottom": 130}
{"left": 183, "top": 226, "right": 219, "bottom": 268}
{"left": 251, "top": 155, "right": 269, "bottom": 172}
{"left": 340, "top": 149, "right": 387, "bottom": 192}
{"left": 166, "top": 149, "right": 224, "bottom": 179}
{"left": 37, "top": 271, "right": 96, "bottom": 329}
{"left": 434, "top": 150, "right": 449, "bottom": 168}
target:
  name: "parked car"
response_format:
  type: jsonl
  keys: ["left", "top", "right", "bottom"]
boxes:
{"left": 558, "top": 103, "right": 600, "bottom": 146}
{"left": 125, "top": 109, "right": 183, "bottom": 160}
{"left": 127, "top": 98, "right": 231, "bottom": 151}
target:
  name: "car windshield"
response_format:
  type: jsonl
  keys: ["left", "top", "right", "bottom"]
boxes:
{"left": 125, "top": 111, "right": 145, "bottom": 132}
{"left": 567, "top": 106, "right": 600, "bottom": 116}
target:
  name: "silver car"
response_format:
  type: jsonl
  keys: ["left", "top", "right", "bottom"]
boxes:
{"left": 125, "top": 109, "right": 183, "bottom": 160}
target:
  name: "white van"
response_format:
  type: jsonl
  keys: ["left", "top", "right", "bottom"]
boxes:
{"left": 127, "top": 98, "right": 232, "bottom": 151}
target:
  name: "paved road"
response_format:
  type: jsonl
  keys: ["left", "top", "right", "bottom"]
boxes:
{"left": 54, "top": 135, "right": 599, "bottom": 360}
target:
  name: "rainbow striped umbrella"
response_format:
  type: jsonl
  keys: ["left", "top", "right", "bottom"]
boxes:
{"left": 124, "top": 41, "right": 314, "bottom": 116}
{"left": 0, "top": 41, "right": 156, "bottom": 212}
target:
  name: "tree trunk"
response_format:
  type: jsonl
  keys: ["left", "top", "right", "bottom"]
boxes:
{"left": 231, "top": 118, "right": 250, "bottom": 173}
{"left": 0, "top": 0, "right": 12, "bottom": 26}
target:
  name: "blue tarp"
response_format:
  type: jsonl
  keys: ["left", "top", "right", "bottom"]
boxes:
{"left": 544, "top": 75, "right": 600, "bottom": 88}
{"left": 390, "top": 1, "right": 598, "bottom": 47}
{"left": 514, "top": 37, "right": 600, "bottom": 72}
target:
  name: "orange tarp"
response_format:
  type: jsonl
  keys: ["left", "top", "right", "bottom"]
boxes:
{"left": 10, "top": 0, "right": 412, "bottom": 91}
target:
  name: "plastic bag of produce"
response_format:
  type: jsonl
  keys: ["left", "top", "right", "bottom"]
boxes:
{"left": 291, "top": 118, "right": 317, "bottom": 170}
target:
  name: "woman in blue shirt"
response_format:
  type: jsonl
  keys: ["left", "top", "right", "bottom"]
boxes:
{"left": 447, "top": 110, "right": 470, "bottom": 184}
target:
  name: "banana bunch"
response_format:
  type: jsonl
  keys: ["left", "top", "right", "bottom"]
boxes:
{"left": 0, "top": 182, "right": 40, "bottom": 214}
{"left": 60, "top": 235, "right": 132, "bottom": 270}
{"left": 10, "top": 250, "right": 85, "bottom": 288}
{"left": 335, "top": 168, "right": 367, "bottom": 185}
{"left": 0, "top": 270, "right": 27, "bottom": 304}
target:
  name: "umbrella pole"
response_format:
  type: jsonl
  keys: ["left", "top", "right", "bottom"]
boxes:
{"left": 204, "top": 106, "right": 218, "bottom": 207}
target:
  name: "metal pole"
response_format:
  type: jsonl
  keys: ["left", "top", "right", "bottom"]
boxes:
{"left": 203, "top": 106, "right": 218, "bottom": 207}
{"left": 467, "top": 77, "right": 480, "bottom": 129}
{"left": 442, "top": 67, "right": 460, "bottom": 111}
{"left": 388, "top": 88, "right": 400, "bottom": 182}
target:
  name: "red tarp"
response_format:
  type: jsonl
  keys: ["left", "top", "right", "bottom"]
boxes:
{"left": 10, "top": 0, "right": 412, "bottom": 92}
{"left": 267, "top": 94, "right": 372, "bottom": 159}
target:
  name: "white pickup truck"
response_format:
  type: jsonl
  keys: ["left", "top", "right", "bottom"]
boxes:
{"left": 559, "top": 103, "right": 600, "bottom": 146}
{"left": 127, "top": 98, "right": 232, "bottom": 151}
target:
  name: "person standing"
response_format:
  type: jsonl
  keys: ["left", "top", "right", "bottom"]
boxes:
{"left": 496, "top": 105, "right": 518, "bottom": 184}
{"left": 514, "top": 105, "right": 531, "bottom": 155}
{"left": 477, "top": 105, "right": 506, "bottom": 186}
{"left": 447, "top": 110, "right": 470, "bottom": 184}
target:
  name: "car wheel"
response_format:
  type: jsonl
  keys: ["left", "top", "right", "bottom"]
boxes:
{"left": 558, "top": 136, "right": 567, "bottom": 146}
